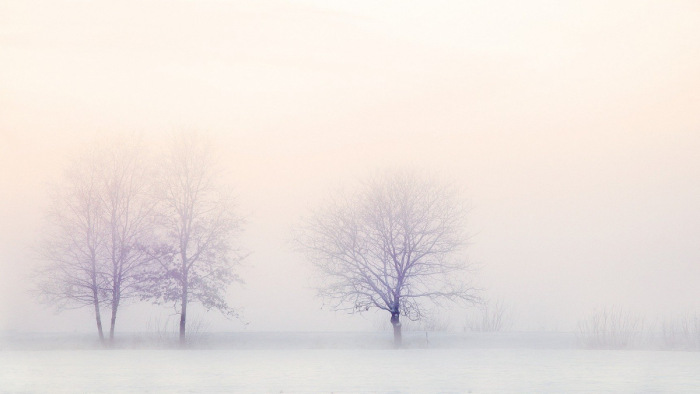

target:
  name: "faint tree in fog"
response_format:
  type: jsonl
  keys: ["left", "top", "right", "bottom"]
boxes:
{"left": 297, "top": 170, "right": 477, "bottom": 347}
{"left": 34, "top": 149, "right": 108, "bottom": 341}
{"left": 35, "top": 140, "right": 159, "bottom": 343}
{"left": 145, "top": 133, "right": 244, "bottom": 345}
{"left": 97, "top": 141, "right": 158, "bottom": 342}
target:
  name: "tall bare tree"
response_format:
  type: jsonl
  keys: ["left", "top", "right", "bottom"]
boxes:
{"left": 147, "top": 134, "right": 244, "bottom": 345}
{"left": 35, "top": 140, "right": 159, "bottom": 342}
{"left": 297, "top": 171, "right": 477, "bottom": 347}
{"left": 35, "top": 150, "right": 108, "bottom": 341}
{"left": 97, "top": 141, "right": 157, "bottom": 341}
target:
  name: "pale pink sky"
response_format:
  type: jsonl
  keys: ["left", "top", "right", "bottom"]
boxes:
{"left": 1, "top": 0, "right": 699, "bottom": 332}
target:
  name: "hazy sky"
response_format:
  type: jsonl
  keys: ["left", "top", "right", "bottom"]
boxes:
{"left": 1, "top": 0, "right": 699, "bottom": 333}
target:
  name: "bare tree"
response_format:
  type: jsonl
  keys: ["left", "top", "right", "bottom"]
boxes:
{"left": 34, "top": 150, "right": 108, "bottom": 341}
{"left": 147, "top": 133, "right": 244, "bottom": 345}
{"left": 35, "top": 140, "right": 159, "bottom": 343}
{"left": 97, "top": 141, "right": 157, "bottom": 342}
{"left": 297, "top": 171, "right": 477, "bottom": 347}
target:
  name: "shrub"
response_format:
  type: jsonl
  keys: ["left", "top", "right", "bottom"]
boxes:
{"left": 465, "top": 298, "right": 514, "bottom": 332}
{"left": 661, "top": 313, "right": 700, "bottom": 350}
{"left": 577, "top": 307, "right": 644, "bottom": 349}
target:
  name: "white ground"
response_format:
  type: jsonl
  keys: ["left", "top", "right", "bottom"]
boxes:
{"left": 2, "top": 332, "right": 699, "bottom": 393}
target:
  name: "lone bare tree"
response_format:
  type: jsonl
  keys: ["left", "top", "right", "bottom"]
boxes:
{"left": 35, "top": 150, "right": 108, "bottom": 341}
{"left": 147, "top": 133, "right": 244, "bottom": 345}
{"left": 297, "top": 171, "right": 477, "bottom": 347}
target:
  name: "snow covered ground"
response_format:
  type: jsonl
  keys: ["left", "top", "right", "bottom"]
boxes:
{"left": 2, "top": 332, "right": 699, "bottom": 393}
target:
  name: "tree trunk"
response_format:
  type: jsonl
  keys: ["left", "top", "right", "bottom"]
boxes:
{"left": 109, "top": 296, "right": 119, "bottom": 342}
{"left": 110, "top": 225, "right": 118, "bottom": 343}
{"left": 90, "top": 248, "right": 104, "bottom": 343}
{"left": 391, "top": 312, "right": 402, "bottom": 348}
{"left": 179, "top": 283, "right": 188, "bottom": 346}
{"left": 93, "top": 293, "right": 104, "bottom": 343}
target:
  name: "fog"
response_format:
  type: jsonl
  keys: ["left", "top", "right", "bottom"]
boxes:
{"left": 1, "top": 0, "right": 700, "bottom": 336}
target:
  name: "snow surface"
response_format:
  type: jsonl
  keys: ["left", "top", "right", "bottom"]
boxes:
{"left": 2, "top": 332, "right": 699, "bottom": 393}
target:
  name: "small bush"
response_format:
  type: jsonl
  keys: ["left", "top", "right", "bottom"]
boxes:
{"left": 465, "top": 298, "right": 514, "bottom": 332}
{"left": 577, "top": 307, "right": 644, "bottom": 349}
{"left": 146, "top": 314, "right": 211, "bottom": 346}
{"left": 661, "top": 313, "right": 700, "bottom": 350}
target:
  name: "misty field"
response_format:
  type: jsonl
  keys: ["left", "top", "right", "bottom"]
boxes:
{"left": 2, "top": 332, "right": 699, "bottom": 393}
